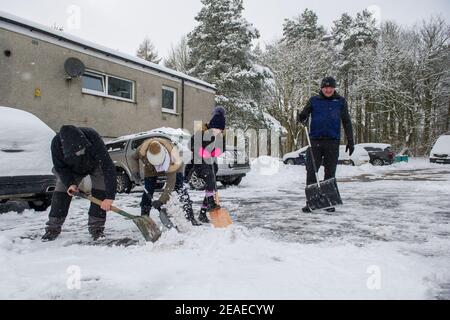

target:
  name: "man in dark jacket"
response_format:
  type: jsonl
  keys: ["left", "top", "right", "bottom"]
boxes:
{"left": 42, "top": 126, "right": 117, "bottom": 241}
{"left": 298, "top": 77, "right": 354, "bottom": 213}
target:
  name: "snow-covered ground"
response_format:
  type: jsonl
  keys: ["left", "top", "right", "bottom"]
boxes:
{"left": 1, "top": 158, "right": 449, "bottom": 300}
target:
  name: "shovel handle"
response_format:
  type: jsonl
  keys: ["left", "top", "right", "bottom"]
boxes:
{"left": 73, "top": 192, "right": 135, "bottom": 220}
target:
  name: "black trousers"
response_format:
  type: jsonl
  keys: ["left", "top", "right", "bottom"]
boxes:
{"left": 306, "top": 139, "right": 340, "bottom": 186}
{"left": 193, "top": 163, "right": 218, "bottom": 191}
{"left": 46, "top": 167, "right": 107, "bottom": 233}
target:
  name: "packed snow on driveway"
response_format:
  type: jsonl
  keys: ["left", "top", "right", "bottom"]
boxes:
{"left": 1, "top": 158, "right": 449, "bottom": 300}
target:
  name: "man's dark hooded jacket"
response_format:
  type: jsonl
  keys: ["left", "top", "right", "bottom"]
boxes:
{"left": 51, "top": 126, "right": 117, "bottom": 200}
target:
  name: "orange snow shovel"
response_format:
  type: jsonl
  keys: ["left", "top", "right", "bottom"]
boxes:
{"left": 209, "top": 192, "right": 233, "bottom": 228}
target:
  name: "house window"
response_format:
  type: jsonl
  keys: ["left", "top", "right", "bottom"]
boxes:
{"left": 162, "top": 87, "right": 177, "bottom": 114}
{"left": 82, "top": 72, "right": 105, "bottom": 93}
{"left": 108, "top": 76, "right": 133, "bottom": 100}
{"left": 82, "top": 70, "right": 135, "bottom": 103}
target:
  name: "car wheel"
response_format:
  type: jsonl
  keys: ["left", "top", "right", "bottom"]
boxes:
{"left": 116, "top": 169, "right": 132, "bottom": 194}
{"left": 372, "top": 159, "right": 384, "bottom": 166}
{"left": 28, "top": 196, "right": 52, "bottom": 212}
{"left": 285, "top": 159, "right": 296, "bottom": 165}
{"left": 187, "top": 169, "right": 207, "bottom": 191}
{"left": 231, "top": 177, "right": 243, "bottom": 186}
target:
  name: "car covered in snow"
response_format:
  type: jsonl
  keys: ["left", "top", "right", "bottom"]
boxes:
{"left": 338, "top": 145, "right": 371, "bottom": 166}
{"left": 283, "top": 147, "right": 308, "bottom": 165}
{"left": 0, "top": 107, "right": 56, "bottom": 211}
{"left": 106, "top": 128, "right": 251, "bottom": 193}
{"left": 430, "top": 133, "right": 450, "bottom": 164}
{"left": 282, "top": 145, "right": 370, "bottom": 167}
{"left": 357, "top": 143, "right": 395, "bottom": 166}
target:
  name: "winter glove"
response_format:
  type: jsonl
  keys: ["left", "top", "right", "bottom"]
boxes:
{"left": 152, "top": 200, "right": 163, "bottom": 211}
{"left": 297, "top": 112, "right": 309, "bottom": 126}
{"left": 346, "top": 140, "right": 355, "bottom": 156}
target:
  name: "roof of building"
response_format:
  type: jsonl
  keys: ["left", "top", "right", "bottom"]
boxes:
{"left": 0, "top": 10, "right": 216, "bottom": 91}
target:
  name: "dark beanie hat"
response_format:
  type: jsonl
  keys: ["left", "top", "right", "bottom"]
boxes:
{"left": 209, "top": 106, "right": 226, "bottom": 130}
{"left": 321, "top": 77, "right": 337, "bottom": 89}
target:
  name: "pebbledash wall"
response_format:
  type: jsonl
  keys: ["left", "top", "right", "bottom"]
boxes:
{"left": 0, "top": 11, "right": 216, "bottom": 138}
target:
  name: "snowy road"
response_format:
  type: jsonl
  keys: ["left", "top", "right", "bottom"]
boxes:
{"left": 1, "top": 159, "right": 449, "bottom": 300}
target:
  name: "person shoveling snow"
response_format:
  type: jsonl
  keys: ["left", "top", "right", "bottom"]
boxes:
{"left": 297, "top": 77, "right": 355, "bottom": 213}
{"left": 42, "top": 126, "right": 118, "bottom": 241}
{"left": 130, "top": 137, "right": 201, "bottom": 227}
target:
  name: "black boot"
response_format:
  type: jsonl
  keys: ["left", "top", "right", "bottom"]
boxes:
{"left": 141, "top": 206, "right": 151, "bottom": 217}
{"left": 90, "top": 229, "right": 106, "bottom": 241}
{"left": 199, "top": 208, "right": 210, "bottom": 224}
{"left": 203, "top": 196, "right": 220, "bottom": 211}
{"left": 42, "top": 228, "right": 61, "bottom": 242}
{"left": 302, "top": 206, "right": 312, "bottom": 213}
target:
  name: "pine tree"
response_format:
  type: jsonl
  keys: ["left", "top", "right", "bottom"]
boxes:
{"left": 187, "top": 0, "right": 267, "bottom": 128}
{"left": 137, "top": 37, "right": 162, "bottom": 64}
{"left": 283, "top": 9, "right": 325, "bottom": 44}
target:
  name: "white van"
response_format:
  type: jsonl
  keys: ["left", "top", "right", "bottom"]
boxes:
{"left": 430, "top": 133, "right": 450, "bottom": 164}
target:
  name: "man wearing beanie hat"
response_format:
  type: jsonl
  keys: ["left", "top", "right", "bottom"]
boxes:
{"left": 42, "top": 126, "right": 117, "bottom": 242}
{"left": 190, "top": 106, "right": 226, "bottom": 223}
{"left": 131, "top": 137, "right": 201, "bottom": 226}
{"left": 297, "top": 77, "right": 354, "bottom": 213}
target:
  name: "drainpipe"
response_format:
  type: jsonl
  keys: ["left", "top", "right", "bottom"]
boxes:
{"left": 181, "top": 79, "right": 185, "bottom": 129}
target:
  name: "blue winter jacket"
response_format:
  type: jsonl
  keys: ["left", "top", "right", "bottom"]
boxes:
{"left": 298, "top": 92, "right": 354, "bottom": 142}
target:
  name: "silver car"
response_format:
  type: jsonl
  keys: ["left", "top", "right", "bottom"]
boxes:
{"left": 106, "top": 129, "right": 251, "bottom": 193}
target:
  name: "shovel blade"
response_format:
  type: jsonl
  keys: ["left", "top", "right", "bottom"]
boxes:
{"left": 133, "top": 216, "right": 162, "bottom": 243}
{"left": 210, "top": 208, "right": 233, "bottom": 229}
{"left": 305, "top": 178, "right": 343, "bottom": 211}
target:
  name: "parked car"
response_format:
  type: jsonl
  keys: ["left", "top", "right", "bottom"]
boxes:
{"left": 430, "top": 133, "right": 450, "bottom": 164}
{"left": 338, "top": 145, "right": 371, "bottom": 166}
{"left": 0, "top": 107, "right": 56, "bottom": 211}
{"left": 282, "top": 145, "right": 370, "bottom": 167}
{"left": 357, "top": 143, "right": 395, "bottom": 166}
{"left": 283, "top": 147, "right": 308, "bottom": 165}
{"left": 106, "top": 128, "right": 251, "bottom": 193}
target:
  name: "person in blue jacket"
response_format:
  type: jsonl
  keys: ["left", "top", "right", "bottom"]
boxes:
{"left": 297, "top": 77, "right": 354, "bottom": 213}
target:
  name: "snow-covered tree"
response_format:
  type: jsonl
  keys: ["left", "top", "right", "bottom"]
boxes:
{"left": 261, "top": 39, "right": 335, "bottom": 152}
{"left": 283, "top": 9, "right": 325, "bottom": 44}
{"left": 187, "top": 0, "right": 267, "bottom": 129}
{"left": 137, "top": 37, "right": 162, "bottom": 64}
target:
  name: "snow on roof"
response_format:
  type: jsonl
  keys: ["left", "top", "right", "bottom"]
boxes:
{"left": 0, "top": 10, "right": 216, "bottom": 91}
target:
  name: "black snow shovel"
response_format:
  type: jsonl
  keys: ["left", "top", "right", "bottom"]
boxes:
{"left": 303, "top": 125, "right": 343, "bottom": 211}
{"left": 74, "top": 192, "right": 162, "bottom": 242}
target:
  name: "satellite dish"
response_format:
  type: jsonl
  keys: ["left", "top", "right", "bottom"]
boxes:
{"left": 64, "top": 57, "right": 85, "bottom": 78}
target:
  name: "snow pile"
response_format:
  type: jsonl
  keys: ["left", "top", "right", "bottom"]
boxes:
{"left": 0, "top": 107, "right": 55, "bottom": 176}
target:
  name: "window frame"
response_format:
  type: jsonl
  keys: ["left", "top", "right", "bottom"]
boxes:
{"left": 82, "top": 70, "right": 135, "bottom": 103}
{"left": 161, "top": 86, "right": 178, "bottom": 115}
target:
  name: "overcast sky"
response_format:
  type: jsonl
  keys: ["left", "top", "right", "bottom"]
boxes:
{"left": 1, "top": 0, "right": 449, "bottom": 60}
